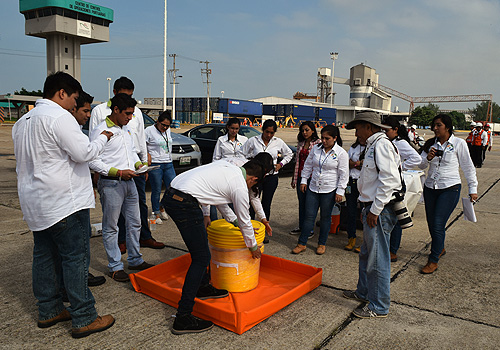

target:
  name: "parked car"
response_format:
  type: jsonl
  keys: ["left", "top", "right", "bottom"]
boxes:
{"left": 182, "top": 123, "right": 296, "bottom": 175}
{"left": 82, "top": 112, "right": 201, "bottom": 174}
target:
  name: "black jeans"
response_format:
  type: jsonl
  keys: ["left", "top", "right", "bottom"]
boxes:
{"left": 162, "top": 189, "right": 210, "bottom": 315}
{"left": 259, "top": 174, "right": 279, "bottom": 220}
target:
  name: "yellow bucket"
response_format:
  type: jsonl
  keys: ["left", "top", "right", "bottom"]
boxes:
{"left": 207, "top": 219, "right": 265, "bottom": 292}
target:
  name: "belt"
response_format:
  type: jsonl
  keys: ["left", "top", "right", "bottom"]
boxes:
{"left": 100, "top": 175, "right": 131, "bottom": 181}
{"left": 167, "top": 187, "right": 198, "bottom": 203}
{"left": 349, "top": 177, "right": 358, "bottom": 183}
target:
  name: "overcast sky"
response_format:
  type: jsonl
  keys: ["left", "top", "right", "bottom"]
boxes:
{"left": 1, "top": 0, "right": 499, "bottom": 112}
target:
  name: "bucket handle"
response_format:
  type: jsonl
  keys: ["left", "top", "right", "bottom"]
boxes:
{"left": 212, "top": 260, "right": 239, "bottom": 275}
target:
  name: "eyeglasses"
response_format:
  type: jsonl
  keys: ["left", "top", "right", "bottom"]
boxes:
{"left": 159, "top": 123, "right": 170, "bottom": 128}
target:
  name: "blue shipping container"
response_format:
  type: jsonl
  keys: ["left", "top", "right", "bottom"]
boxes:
{"left": 292, "top": 105, "right": 316, "bottom": 118}
{"left": 263, "top": 105, "right": 276, "bottom": 115}
{"left": 218, "top": 99, "right": 263, "bottom": 116}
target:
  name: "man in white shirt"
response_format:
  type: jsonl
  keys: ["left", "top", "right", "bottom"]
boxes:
{"left": 483, "top": 124, "right": 493, "bottom": 164}
{"left": 342, "top": 111, "right": 402, "bottom": 319}
{"left": 90, "top": 77, "right": 165, "bottom": 252}
{"left": 162, "top": 160, "right": 264, "bottom": 334}
{"left": 89, "top": 93, "right": 155, "bottom": 283}
{"left": 12, "top": 72, "right": 114, "bottom": 338}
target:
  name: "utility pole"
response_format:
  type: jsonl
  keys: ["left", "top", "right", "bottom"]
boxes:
{"left": 330, "top": 52, "right": 338, "bottom": 106}
{"left": 163, "top": 0, "right": 167, "bottom": 111}
{"left": 200, "top": 61, "right": 211, "bottom": 123}
{"left": 169, "top": 54, "right": 179, "bottom": 121}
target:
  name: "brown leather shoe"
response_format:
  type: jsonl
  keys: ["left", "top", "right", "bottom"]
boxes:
{"left": 38, "top": 309, "right": 71, "bottom": 328}
{"left": 139, "top": 238, "right": 165, "bottom": 249}
{"left": 108, "top": 270, "right": 129, "bottom": 282}
{"left": 128, "top": 261, "right": 155, "bottom": 271}
{"left": 439, "top": 249, "right": 446, "bottom": 258}
{"left": 72, "top": 315, "right": 115, "bottom": 339}
{"left": 118, "top": 242, "right": 126, "bottom": 255}
{"left": 390, "top": 252, "right": 398, "bottom": 262}
{"left": 316, "top": 245, "right": 326, "bottom": 255}
{"left": 421, "top": 262, "right": 438, "bottom": 274}
{"left": 292, "top": 244, "right": 306, "bottom": 254}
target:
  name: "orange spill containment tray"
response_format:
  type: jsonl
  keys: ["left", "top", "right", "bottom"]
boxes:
{"left": 130, "top": 253, "right": 322, "bottom": 334}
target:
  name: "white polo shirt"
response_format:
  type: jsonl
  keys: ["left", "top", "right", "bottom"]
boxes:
{"left": 241, "top": 135, "right": 293, "bottom": 175}
{"left": 212, "top": 134, "right": 248, "bottom": 161}
{"left": 419, "top": 134, "right": 477, "bottom": 194}
{"left": 393, "top": 138, "right": 422, "bottom": 170}
{"left": 90, "top": 101, "right": 147, "bottom": 163}
{"left": 12, "top": 99, "right": 108, "bottom": 231}
{"left": 300, "top": 143, "right": 349, "bottom": 195}
{"left": 145, "top": 125, "right": 173, "bottom": 163}
{"left": 170, "top": 161, "right": 257, "bottom": 248}
{"left": 89, "top": 118, "right": 141, "bottom": 175}
{"left": 348, "top": 143, "right": 365, "bottom": 180}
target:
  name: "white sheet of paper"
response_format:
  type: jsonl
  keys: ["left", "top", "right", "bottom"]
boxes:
{"left": 134, "top": 165, "right": 160, "bottom": 175}
{"left": 462, "top": 197, "right": 477, "bottom": 223}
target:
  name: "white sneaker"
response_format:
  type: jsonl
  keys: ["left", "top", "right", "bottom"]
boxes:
{"left": 155, "top": 217, "right": 163, "bottom": 225}
{"left": 159, "top": 210, "right": 169, "bottom": 220}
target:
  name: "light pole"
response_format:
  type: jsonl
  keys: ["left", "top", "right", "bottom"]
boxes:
{"left": 330, "top": 52, "right": 338, "bottom": 106}
{"left": 6, "top": 93, "right": 12, "bottom": 120}
{"left": 106, "top": 77, "right": 111, "bottom": 100}
{"left": 221, "top": 91, "right": 224, "bottom": 98}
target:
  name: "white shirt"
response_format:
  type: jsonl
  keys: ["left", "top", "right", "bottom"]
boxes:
{"left": 145, "top": 125, "right": 173, "bottom": 163}
{"left": 89, "top": 118, "right": 141, "bottom": 175}
{"left": 408, "top": 130, "right": 416, "bottom": 143}
{"left": 90, "top": 101, "right": 148, "bottom": 163}
{"left": 300, "top": 144, "right": 349, "bottom": 195}
{"left": 348, "top": 143, "right": 365, "bottom": 180}
{"left": 393, "top": 138, "right": 422, "bottom": 170}
{"left": 12, "top": 99, "right": 108, "bottom": 231}
{"left": 481, "top": 130, "right": 488, "bottom": 146}
{"left": 212, "top": 134, "right": 248, "bottom": 161}
{"left": 241, "top": 135, "right": 293, "bottom": 175}
{"left": 419, "top": 134, "right": 478, "bottom": 194}
{"left": 170, "top": 161, "right": 257, "bottom": 248}
{"left": 358, "top": 132, "right": 402, "bottom": 216}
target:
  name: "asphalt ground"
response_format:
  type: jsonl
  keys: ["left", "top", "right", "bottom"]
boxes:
{"left": 0, "top": 124, "right": 499, "bottom": 349}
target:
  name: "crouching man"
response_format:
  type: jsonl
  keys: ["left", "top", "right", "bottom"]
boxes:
{"left": 162, "top": 160, "right": 264, "bottom": 334}
{"left": 89, "top": 93, "right": 154, "bottom": 282}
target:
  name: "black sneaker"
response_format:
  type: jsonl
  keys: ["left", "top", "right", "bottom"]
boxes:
{"left": 342, "top": 290, "right": 368, "bottom": 303}
{"left": 128, "top": 261, "right": 155, "bottom": 271}
{"left": 263, "top": 237, "right": 270, "bottom": 244}
{"left": 108, "top": 270, "right": 129, "bottom": 282}
{"left": 172, "top": 314, "right": 213, "bottom": 335}
{"left": 196, "top": 284, "right": 229, "bottom": 300}
{"left": 88, "top": 273, "right": 106, "bottom": 287}
{"left": 308, "top": 231, "right": 315, "bottom": 239}
{"left": 289, "top": 227, "right": 301, "bottom": 235}
{"left": 353, "top": 305, "right": 388, "bottom": 319}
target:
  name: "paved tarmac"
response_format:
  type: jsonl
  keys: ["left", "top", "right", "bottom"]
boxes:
{"left": 0, "top": 124, "right": 499, "bottom": 350}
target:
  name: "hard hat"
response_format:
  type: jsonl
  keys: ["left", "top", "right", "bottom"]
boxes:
{"left": 470, "top": 122, "right": 476, "bottom": 126}
{"left": 411, "top": 125, "right": 417, "bottom": 129}
{"left": 485, "top": 124, "right": 490, "bottom": 128}
{"left": 475, "top": 122, "right": 483, "bottom": 127}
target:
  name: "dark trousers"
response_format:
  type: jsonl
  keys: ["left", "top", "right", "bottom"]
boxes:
{"left": 346, "top": 178, "right": 359, "bottom": 239}
{"left": 162, "top": 189, "right": 210, "bottom": 316}
{"left": 118, "top": 174, "right": 152, "bottom": 242}
{"left": 470, "top": 145, "right": 483, "bottom": 167}
{"left": 260, "top": 174, "right": 279, "bottom": 220}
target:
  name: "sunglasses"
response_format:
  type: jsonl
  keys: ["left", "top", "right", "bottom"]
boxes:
{"left": 159, "top": 122, "right": 170, "bottom": 128}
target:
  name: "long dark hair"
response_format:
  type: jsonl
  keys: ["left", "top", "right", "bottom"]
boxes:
{"left": 262, "top": 119, "right": 277, "bottom": 132}
{"left": 383, "top": 116, "right": 412, "bottom": 144}
{"left": 320, "top": 125, "right": 342, "bottom": 147}
{"left": 297, "top": 121, "right": 319, "bottom": 143}
{"left": 422, "top": 114, "right": 454, "bottom": 153}
{"left": 247, "top": 153, "right": 273, "bottom": 196}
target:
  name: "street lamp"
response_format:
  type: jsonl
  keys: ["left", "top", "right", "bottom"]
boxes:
{"left": 106, "top": 77, "right": 111, "bottom": 100}
{"left": 221, "top": 91, "right": 224, "bottom": 98}
{"left": 330, "top": 52, "right": 338, "bottom": 106}
{"left": 6, "top": 93, "right": 12, "bottom": 120}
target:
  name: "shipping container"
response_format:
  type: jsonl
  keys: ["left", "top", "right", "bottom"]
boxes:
{"left": 316, "top": 107, "right": 337, "bottom": 125}
{"left": 275, "top": 104, "right": 315, "bottom": 118}
{"left": 218, "top": 99, "right": 263, "bottom": 116}
{"left": 263, "top": 105, "right": 276, "bottom": 115}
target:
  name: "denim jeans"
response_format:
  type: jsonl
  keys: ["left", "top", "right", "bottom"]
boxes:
{"left": 389, "top": 222, "right": 402, "bottom": 254}
{"left": 162, "top": 189, "right": 211, "bottom": 315}
{"left": 32, "top": 209, "right": 98, "bottom": 328}
{"left": 423, "top": 184, "right": 461, "bottom": 263}
{"left": 149, "top": 162, "right": 176, "bottom": 213}
{"left": 118, "top": 174, "right": 152, "bottom": 242}
{"left": 346, "top": 178, "right": 359, "bottom": 239}
{"left": 356, "top": 204, "right": 397, "bottom": 314}
{"left": 299, "top": 188, "right": 336, "bottom": 246}
{"left": 296, "top": 177, "right": 310, "bottom": 230}
{"left": 98, "top": 179, "right": 144, "bottom": 272}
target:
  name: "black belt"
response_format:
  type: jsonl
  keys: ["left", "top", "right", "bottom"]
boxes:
{"left": 167, "top": 187, "right": 198, "bottom": 203}
{"left": 349, "top": 177, "right": 358, "bottom": 183}
{"left": 100, "top": 175, "right": 131, "bottom": 181}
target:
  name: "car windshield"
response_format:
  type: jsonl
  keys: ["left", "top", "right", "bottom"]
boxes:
{"left": 239, "top": 126, "right": 261, "bottom": 138}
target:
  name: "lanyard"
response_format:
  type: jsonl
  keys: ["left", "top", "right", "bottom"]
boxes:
{"left": 156, "top": 126, "right": 169, "bottom": 153}
{"left": 319, "top": 148, "right": 334, "bottom": 173}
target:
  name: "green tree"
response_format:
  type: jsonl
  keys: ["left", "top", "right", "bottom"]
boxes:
{"left": 468, "top": 101, "right": 500, "bottom": 122}
{"left": 409, "top": 103, "right": 439, "bottom": 128}
{"left": 449, "top": 111, "right": 467, "bottom": 130}
{"left": 14, "top": 87, "right": 43, "bottom": 96}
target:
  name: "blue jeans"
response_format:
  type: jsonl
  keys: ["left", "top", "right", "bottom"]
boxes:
{"left": 356, "top": 204, "right": 397, "bottom": 314}
{"left": 299, "top": 188, "right": 336, "bottom": 246}
{"left": 32, "top": 209, "right": 98, "bottom": 328}
{"left": 118, "top": 174, "right": 152, "bottom": 242}
{"left": 162, "top": 189, "right": 211, "bottom": 315}
{"left": 296, "top": 177, "right": 310, "bottom": 230}
{"left": 346, "top": 178, "right": 359, "bottom": 239}
{"left": 423, "top": 184, "right": 461, "bottom": 263}
{"left": 390, "top": 223, "right": 402, "bottom": 254}
{"left": 98, "top": 179, "right": 144, "bottom": 272}
{"left": 149, "top": 162, "right": 176, "bottom": 213}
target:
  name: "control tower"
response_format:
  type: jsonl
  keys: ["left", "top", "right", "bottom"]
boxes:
{"left": 19, "top": 0, "right": 114, "bottom": 80}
